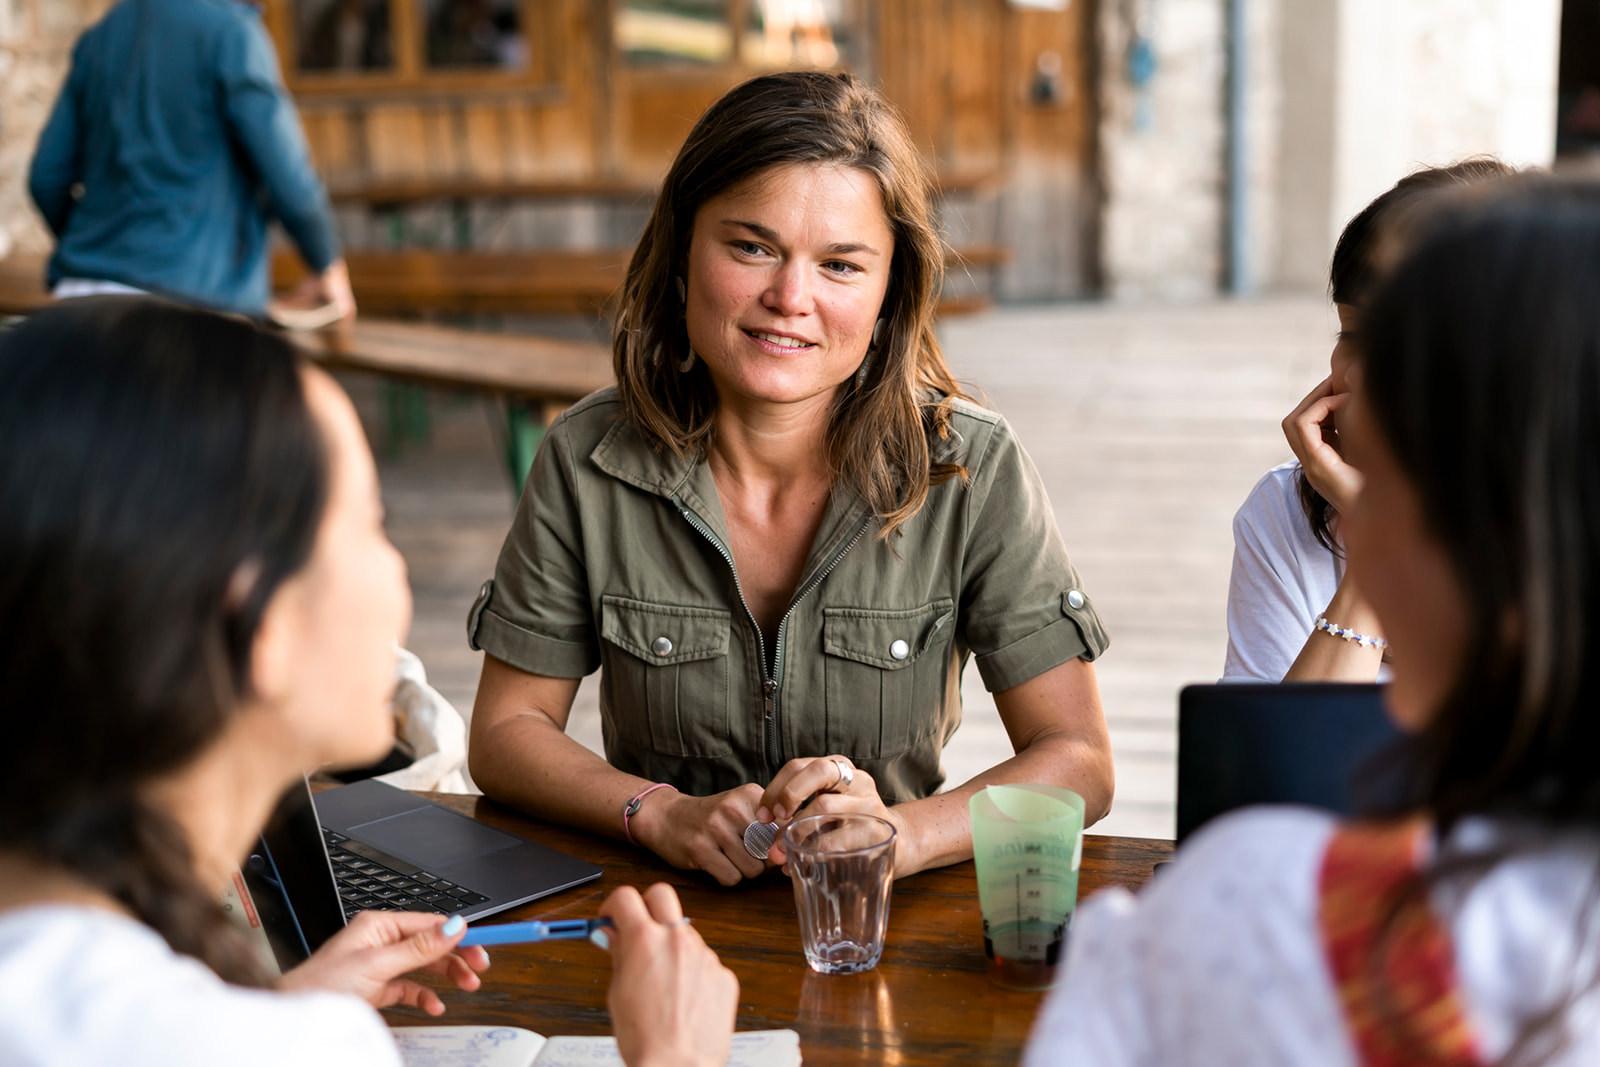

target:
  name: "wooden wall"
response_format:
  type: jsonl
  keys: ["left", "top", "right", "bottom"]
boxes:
{"left": 269, "top": 0, "right": 1097, "bottom": 298}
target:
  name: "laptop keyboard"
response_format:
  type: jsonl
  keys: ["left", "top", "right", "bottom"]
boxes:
{"left": 323, "top": 830, "right": 491, "bottom": 920}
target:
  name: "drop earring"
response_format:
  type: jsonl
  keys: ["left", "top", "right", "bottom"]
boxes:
{"left": 857, "top": 317, "right": 887, "bottom": 390}
{"left": 674, "top": 277, "right": 696, "bottom": 371}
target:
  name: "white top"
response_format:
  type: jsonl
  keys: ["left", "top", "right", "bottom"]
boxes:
{"left": 1223, "top": 462, "right": 1344, "bottom": 681}
{"left": 1023, "top": 808, "right": 1600, "bottom": 1066}
{"left": 0, "top": 905, "right": 401, "bottom": 1067}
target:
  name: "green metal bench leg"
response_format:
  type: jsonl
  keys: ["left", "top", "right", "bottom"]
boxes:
{"left": 380, "top": 381, "right": 432, "bottom": 457}
{"left": 504, "top": 400, "right": 547, "bottom": 493}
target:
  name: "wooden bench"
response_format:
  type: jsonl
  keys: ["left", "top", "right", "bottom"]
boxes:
{"left": 0, "top": 253, "right": 611, "bottom": 487}
{"left": 274, "top": 249, "right": 627, "bottom": 317}
{"left": 0, "top": 254, "right": 53, "bottom": 316}
{"left": 274, "top": 244, "right": 1011, "bottom": 319}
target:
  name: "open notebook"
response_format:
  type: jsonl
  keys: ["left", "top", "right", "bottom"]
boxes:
{"left": 392, "top": 1027, "right": 801, "bottom": 1067}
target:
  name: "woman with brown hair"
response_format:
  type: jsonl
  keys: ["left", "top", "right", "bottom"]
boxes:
{"left": 468, "top": 71, "right": 1114, "bottom": 886}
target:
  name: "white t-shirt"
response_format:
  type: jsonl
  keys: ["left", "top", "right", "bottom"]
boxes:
{"left": 1023, "top": 808, "right": 1600, "bottom": 1066}
{"left": 0, "top": 905, "right": 401, "bottom": 1067}
{"left": 1223, "top": 462, "right": 1344, "bottom": 681}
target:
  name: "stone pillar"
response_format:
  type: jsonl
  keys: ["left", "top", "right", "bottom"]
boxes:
{"left": 0, "top": 0, "right": 112, "bottom": 258}
{"left": 1096, "top": 0, "right": 1227, "bottom": 301}
{"left": 1100, "top": 0, "right": 1562, "bottom": 299}
{"left": 1277, "top": 0, "right": 1561, "bottom": 290}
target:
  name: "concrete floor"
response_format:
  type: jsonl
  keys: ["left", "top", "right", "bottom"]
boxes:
{"left": 358, "top": 295, "right": 1334, "bottom": 840}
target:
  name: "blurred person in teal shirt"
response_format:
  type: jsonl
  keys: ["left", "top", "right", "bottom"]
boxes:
{"left": 29, "top": 0, "right": 354, "bottom": 320}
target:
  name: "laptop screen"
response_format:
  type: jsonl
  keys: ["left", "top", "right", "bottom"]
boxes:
{"left": 238, "top": 777, "right": 348, "bottom": 971}
{"left": 1176, "top": 682, "right": 1406, "bottom": 843}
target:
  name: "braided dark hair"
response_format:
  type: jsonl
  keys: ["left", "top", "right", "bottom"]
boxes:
{"left": 0, "top": 297, "right": 328, "bottom": 986}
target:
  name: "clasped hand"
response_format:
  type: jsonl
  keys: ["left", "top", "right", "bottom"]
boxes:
{"left": 634, "top": 755, "right": 903, "bottom": 886}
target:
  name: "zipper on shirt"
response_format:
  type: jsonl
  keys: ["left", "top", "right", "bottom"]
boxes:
{"left": 677, "top": 500, "right": 872, "bottom": 771}
{"left": 768, "top": 517, "right": 872, "bottom": 763}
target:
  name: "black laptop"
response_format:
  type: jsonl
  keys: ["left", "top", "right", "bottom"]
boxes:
{"left": 1175, "top": 682, "right": 1406, "bottom": 843}
{"left": 243, "top": 777, "right": 602, "bottom": 969}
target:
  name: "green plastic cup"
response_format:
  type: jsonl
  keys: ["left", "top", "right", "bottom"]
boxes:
{"left": 968, "top": 784, "right": 1085, "bottom": 990}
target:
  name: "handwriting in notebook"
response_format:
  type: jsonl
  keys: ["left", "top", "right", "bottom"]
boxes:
{"left": 392, "top": 1027, "right": 801, "bottom": 1067}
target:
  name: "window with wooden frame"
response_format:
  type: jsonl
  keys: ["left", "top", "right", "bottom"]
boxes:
{"left": 264, "top": 0, "right": 561, "bottom": 94}
{"left": 616, "top": 0, "right": 863, "bottom": 71}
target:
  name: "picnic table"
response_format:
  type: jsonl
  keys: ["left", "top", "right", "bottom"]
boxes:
{"left": 0, "top": 253, "right": 611, "bottom": 486}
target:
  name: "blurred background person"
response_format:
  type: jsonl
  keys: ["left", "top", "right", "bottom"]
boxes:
{"left": 27, "top": 0, "right": 355, "bottom": 324}
{"left": 1222, "top": 159, "right": 1515, "bottom": 683}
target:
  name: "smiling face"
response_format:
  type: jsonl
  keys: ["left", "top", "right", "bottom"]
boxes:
{"left": 682, "top": 162, "right": 895, "bottom": 413}
{"left": 1340, "top": 383, "right": 1468, "bottom": 732}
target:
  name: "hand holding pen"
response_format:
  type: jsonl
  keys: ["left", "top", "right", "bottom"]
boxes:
{"left": 458, "top": 912, "right": 692, "bottom": 951}
{"left": 458, "top": 916, "right": 617, "bottom": 949}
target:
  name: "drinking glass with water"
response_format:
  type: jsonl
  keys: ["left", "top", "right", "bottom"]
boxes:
{"left": 783, "top": 813, "right": 896, "bottom": 975}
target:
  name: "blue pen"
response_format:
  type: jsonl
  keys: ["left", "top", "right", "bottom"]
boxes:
{"left": 458, "top": 917, "right": 615, "bottom": 948}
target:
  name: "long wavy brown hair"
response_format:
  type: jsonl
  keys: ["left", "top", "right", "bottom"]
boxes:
{"left": 612, "top": 71, "right": 968, "bottom": 540}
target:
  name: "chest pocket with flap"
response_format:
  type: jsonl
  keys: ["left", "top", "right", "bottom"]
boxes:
{"left": 822, "top": 598, "right": 954, "bottom": 759}
{"left": 601, "top": 595, "right": 731, "bottom": 758}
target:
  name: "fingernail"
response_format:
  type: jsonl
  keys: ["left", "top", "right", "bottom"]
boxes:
{"left": 756, "top": 806, "right": 770, "bottom": 823}
{"left": 775, "top": 806, "right": 787, "bottom": 821}
{"left": 442, "top": 915, "right": 465, "bottom": 937}
{"left": 589, "top": 928, "right": 611, "bottom": 951}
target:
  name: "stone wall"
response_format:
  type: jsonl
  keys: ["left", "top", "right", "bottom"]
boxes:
{"left": 0, "top": 0, "right": 110, "bottom": 258}
{"left": 1097, "top": 0, "right": 1561, "bottom": 299}
{"left": 1095, "top": 0, "right": 1227, "bottom": 301}
{"left": 1275, "top": 0, "right": 1560, "bottom": 288}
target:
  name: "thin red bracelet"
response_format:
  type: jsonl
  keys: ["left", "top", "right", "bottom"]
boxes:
{"left": 622, "top": 783, "right": 677, "bottom": 845}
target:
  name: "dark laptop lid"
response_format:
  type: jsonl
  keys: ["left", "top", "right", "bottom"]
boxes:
{"left": 242, "top": 777, "right": 347, "bottom": 971}
{"left": 1176, "top": 682, "right": 1405, "bottom": 843}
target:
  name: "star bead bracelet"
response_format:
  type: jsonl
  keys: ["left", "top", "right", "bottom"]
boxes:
{"left": 1313, "top": 615, "right": 1388, "bottom": 650}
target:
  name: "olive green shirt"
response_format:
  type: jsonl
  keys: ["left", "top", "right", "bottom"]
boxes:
{"left": 468, "top": 388, "right": 1109, "bottom": 805}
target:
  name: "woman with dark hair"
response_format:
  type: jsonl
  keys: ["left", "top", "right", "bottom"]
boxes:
{"left": 1223, "top": 158, "right": 1513, "bottom": 682}
{"left": 468, "top": 71, "right": 1114, "bottom": 885}
{"left": 0, "top": 298, "right": 736, "bottom": 1066}
{"left": 1027, "top": 178, "right": 1600, "bottom": 1062}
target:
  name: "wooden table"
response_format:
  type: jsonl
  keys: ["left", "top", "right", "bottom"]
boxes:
{"left": 390, "top": 792, "right": 1173, "bottom": 1065}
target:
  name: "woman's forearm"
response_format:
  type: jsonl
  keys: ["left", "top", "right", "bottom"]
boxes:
{"left": 890, "top": 730, "right": 1113, "bottom": 878}
{"left": 469, "top": 709, "right": 657, "bottom": 841}
{"left": 1283, "top": 574, "right": 1385, "bottom": 682}
{"left": 468, "top": 657, "right": 659, "bottom": 842}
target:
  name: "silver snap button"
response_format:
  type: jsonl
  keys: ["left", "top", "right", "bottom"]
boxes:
{"left": 1066, "top": 589, "right": 1086, "bottom": 610}
{"left": 889, "top": 639, "right": 910, "bottom": 661}
{"left": 652, "top": 636, "right": 673, "bottom": 656}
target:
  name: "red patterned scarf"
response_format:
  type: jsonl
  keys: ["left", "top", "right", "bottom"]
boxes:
{"left": 1318, "top": 819, "right": 1484, "bottom": 1067}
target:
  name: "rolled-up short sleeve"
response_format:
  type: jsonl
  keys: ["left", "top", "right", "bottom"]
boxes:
{"left": 958, "top": 415, "right": 1109, "bottom": 693}
{"left": 467, "top": 415, "right": 601, "bottom": 679}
